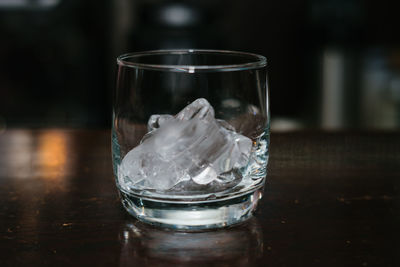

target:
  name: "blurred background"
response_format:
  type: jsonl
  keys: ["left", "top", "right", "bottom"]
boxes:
{"left": 0, "top": 0, "right": 399, "bottom": 130}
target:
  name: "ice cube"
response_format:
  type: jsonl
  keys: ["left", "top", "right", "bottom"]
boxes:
{"left": 175, "top": 98, "right": 215, "bottom": 121}
{"left": 217, "top": 119, "right": 236, "bottom": 131}
{"left": 147, "top": 114, "right": 173, "bottom": 132}
{"left": 192, "top": 166, "right": 217, "bottom": 185}
{"left": 118, "top": 98, "right": 253, "bottom": 191}
{"left": 118, "top": 149, "right": 189, "bottom": 191}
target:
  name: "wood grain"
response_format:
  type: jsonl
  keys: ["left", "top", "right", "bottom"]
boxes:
{"left": 0, "top": 129, "right": 398, "bottom": 266}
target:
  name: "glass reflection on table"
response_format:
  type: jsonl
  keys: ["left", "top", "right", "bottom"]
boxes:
{"left": 119, "top": 218, "right": 263, "bottom": 266}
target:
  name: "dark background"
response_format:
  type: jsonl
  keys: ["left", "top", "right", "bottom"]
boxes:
{"left": 0, "top": 0, "right": 399, "bottom": 130}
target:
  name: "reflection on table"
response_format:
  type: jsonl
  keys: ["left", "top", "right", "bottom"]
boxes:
{"left": 119, "top": 218, "right": 263, "bottom": 266}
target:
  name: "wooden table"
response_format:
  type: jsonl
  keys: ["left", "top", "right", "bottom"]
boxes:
{"left": 0, "top": 129, "right": 399, "bottom": 266}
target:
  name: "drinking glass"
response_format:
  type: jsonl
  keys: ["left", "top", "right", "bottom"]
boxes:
{"left": 112, "top": 49, "right": 269, "bottom": 230}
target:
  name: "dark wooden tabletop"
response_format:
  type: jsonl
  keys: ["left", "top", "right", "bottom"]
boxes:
{"left": 0, "top": 129, "right": 399, "bottom": 266}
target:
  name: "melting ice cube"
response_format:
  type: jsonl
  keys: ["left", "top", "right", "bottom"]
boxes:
{"left": 118, "top": 98, "right": 252, "bottom": 191}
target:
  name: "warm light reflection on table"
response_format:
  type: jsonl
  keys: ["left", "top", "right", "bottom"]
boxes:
{"left": 35, "top": 130, "right": 69, "bottom": 180}
{"left": 0, "top": 130, "right": 74, "bottom": 247}
{"left": 1, "top": 130, "right": 74, "bottom": 182}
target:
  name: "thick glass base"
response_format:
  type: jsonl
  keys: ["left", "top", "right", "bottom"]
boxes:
{"left": 119, "top": 187, "right": 264, "bottom": 230}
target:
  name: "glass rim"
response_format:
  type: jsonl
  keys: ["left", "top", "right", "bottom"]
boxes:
{"left": 116, "top": 49, "right": 267, "bottom": 72}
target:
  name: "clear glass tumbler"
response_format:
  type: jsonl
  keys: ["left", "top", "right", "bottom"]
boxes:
{"left": 112, "top": 50, "right": 269, "bottom": 230}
